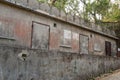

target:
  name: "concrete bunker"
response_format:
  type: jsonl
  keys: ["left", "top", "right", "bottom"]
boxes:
{"left": 0, "top": 0, "right": 118, "bottom": 57}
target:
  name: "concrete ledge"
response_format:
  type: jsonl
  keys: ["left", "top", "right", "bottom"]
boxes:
{"left": 0, "top": 36, "right": 15, "bottom": 40}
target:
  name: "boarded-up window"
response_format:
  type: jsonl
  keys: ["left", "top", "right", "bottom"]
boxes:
{"left": 80, "top": 35, "right": 89, "bottom": 54}
{"left": 32, "top": 22, "right": 49, "bottom": 49}
{"left": 61, "top": 29, "right": 72, "bottom": 47}
{"left": 0, "top": 21, "right": 14, "bottom": 38}
{"left": 94, "top": 43, "right": 101, "bottom": 52}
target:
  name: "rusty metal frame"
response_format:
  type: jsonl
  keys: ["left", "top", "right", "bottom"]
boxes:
{"left": 79, "top": 34, "right": 89, "bottom": 54}
{"left": 30, "top": 21, "right": 50, "bottom": 50}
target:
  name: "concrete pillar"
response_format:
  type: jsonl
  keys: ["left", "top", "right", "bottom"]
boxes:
{"left": 60, "top": 10, "right": 67, "bottom": 20}
{"left": 51, "top": 6, "right": 60, "bottom": 17}
{"left": 74, "top": 15, "right": 80, "bottom": 25}
{"left": 14, "top": 0, "right": 28, "bottom": 5}
{"left": 39, "top": 3, "right": 51, "bottom": 14}
{"left": 28, "top": 0, "right": 39, "bottom": 9}
{"left": 67, "top": 14, "right": 73, "bottom": 22}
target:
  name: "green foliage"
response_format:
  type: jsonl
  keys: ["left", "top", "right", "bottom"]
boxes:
{"left": 65, "top": 0, "right": 80, "bottom": 14}
{"left": 37, "top": 0, "right": 120, "bottom": 23}
{"left": 37, "top": 0, "right": 120, "bottom": 36}
{"left": 83, "top": 0, "right": 110, "bottom": 22}
{"left": 37, "top": 0, "right": 47, "bottom": 3}
{"left": 38, "top": 0, "right": 67, "bottom": 12}
{"left": 53, "top": 0, "right": 67, "bottom": 11}
{"left": 103, "top": 4, "right": 120, "bottom": 22}
{"left": 37, "top": 0, "right": 80, "bottom": 13}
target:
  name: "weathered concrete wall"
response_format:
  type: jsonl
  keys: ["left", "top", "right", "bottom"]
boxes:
{"left": 2, "top": 0, "right": 116, "bottom": 36}
{"left": 0, "top": 1, "right": 117, "bottom": 56}
{"left": 0, "top": 46, "right": 120, "bottom": 80}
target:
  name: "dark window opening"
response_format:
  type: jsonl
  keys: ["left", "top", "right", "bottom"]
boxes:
{"left": 105, "top": 41, "right": 111, "bottom": 56}
{"left": 53, "top": 23, "right": 57, "bottom": 27}
{"left": 90, "top": 34, "right": 92, "bottom": 38}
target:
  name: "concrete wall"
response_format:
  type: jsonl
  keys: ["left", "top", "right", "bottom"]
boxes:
{"left": 0, "top": 1, "right": 117, "bottom": 56}
{"left": 0, "top": 46, "right": 120, "bottom": 80}
{"left": 2, "top": 0, "right": 116, "bottom": 36}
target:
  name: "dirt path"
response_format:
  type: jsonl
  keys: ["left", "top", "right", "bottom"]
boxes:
{"left": 95, "top": 69, "right": 120, "bottom": 80}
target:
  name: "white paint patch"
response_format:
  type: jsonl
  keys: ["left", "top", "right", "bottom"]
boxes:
{"left": 118, "top": 48, "right": 120, "bottom": 51}
{"left": 0, "top": 22, "right": 2, "bottom": 26}
{"left": 64, "top": 30, "right": 71, "bottom": 39}
{"left": 94, "top": 44, "right": 101, "bottom": 52}
{"left": 72, "top": 32, "right": 79, "bottom": 41}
